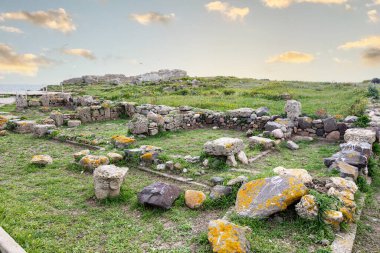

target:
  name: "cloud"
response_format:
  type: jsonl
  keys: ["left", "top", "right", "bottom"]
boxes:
{"left": 0, "top": 25, "right": 23, "bottom": 34}
{"left": 0, "top": 8, "right": 76, "bottom": 33}
{"left": 266, "top": 51, "right": 315, "bottom": 63}
{"left": 262, "top": 0, "right": 347, "bottom": 8}
{"left": 368, "top": 10, "right": 379, "bottom": 23}
{"left": 333, "top": 57, "right": 351, "bottom": 64}
{"left": 205, "top": 1, "right": 250, "bottom": 21}
{"left": 362, "top": 48, "right": 380, "bottom": 65}
{"left": 62, "top": 48, "right": 96, "bottom": 60}
{"left": 0, "top": 43, "right": 51, "bottom": 76}
{"left": 130, "top": 12, "right": 175, "bottom": 25}
{"left": 338, "top": 36, "right": 380, "bottom": 50}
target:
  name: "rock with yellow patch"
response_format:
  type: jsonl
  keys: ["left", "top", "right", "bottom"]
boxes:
{"left": 185, "top": 190, "right": 206, "bottom": 209}
{"left": 204, "top": 137, "right": 244, "bottom": 156}
{"left": 273, "top": 167, "right": 313, "bottom": 184}
{"left": 15, "top": 120, "right": 36, "bottom": 134}
{"left": 31, "top": 155, "right": 53, "bottom": 166}
{"left": 107, "top": 152, "right": 124, "bottom": 163}
{"left": 323, "top": 210, "right": 344, "bottom": 230}
{"left": 329, "top": 161, "right": 359, "bottom": 181}
{"left": 0, "top": 130, "right": 7, "bottom": 136}
{"left": 208, "top": 219, "right": 252, "bottom": 253}
{"left": 111, "top": 135, "right": 135, "bottom": 149}
{"left": 326, "top": 177, "right": 358, "bottom": 194}
{"left": 73, "top": 150, "right": 90, "bottom": 161}
{"left": 0, "top": 115, "right": 9, "bottom": 130}
{"left": 79, "top": 155, "right": 109, "bottom": 171}
{"left": 295, "top": 195, "right": 318, "bottom": 220}
{"left": 248, "top": 136, "right": 275, "bottom": 150}
{"left": 235, "top": 175, "right": 308, "bottom": 218}
{"left": 93, "top": 165, "right": 128, "bottom": 200}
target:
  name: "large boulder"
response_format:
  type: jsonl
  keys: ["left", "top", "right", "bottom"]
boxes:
{"left": 204, "top": 137, "right": 244, "bottom": 156}
{"left": 138, "top": 182, "right": 181, "bottom": 209}
{"left": 208, "top": 219, "right": 251, "bottom": 253}
{"left": 235, "top": 176, "right": 308, "bottom": 218}
{"left": 128, "top": 114, "right": 149, "bottom": 135}
{"left": 285, "top": 100, "right": 301, "bottom": 120}
{"left": 93, "top": 165, "right": 128, "bottom": 200}
{"left": 344, "top": 128, "right": 376, "bottom": 144}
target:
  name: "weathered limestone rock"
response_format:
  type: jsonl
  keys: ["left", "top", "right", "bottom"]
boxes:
{"left": 227, "top": 108, "right": 254, "bottom": 118}
{"left": 226, "top": 154, "right": 237, "bottom": 167}
{"left": 208, "top": 219, "right": 251, "bottom": 253}
{"left": 67, "top": 120, "right": 81, "bottom": 128}
{"left": 344, "top": 128, "right": 376, "bottom": 144}
{"left": 329, "top": 161, "right": 359, "bottom": 180}
{"left": 128, "top": 114, "right": 149, "bottom": 135}
{"left": 256, "top": 107, "right": 270, "bottom": 117}
{"left": 237, "top": 151, "right": 249, "bottom": 165}
{"left": 73, "top": 150, "right": 90, "bottom": 161}
{"left": 340, "top": 142, "right": 372, "bottom": 159}
{"left": 76, "top": 107, "right": 92, "bottom": 123}
{"left": 326, "top": 177, "right": 358, "bottom": 194}
{"left": 210, "top": 185, "right": 232, "bottom": 199}
{"left": 264, "top": 122, "right": 282, "bottom": 132}
{"left": 286, "top": 140, "right": 299, "bottom": 150}
{"left": 271, "top": 129, "right": 284, "bottom": 139}
{"left": 31, "top": 155, "right": 53, "bottom": 166}
{"left": 273, "top": 167, "right": 313, "bottom": 184}
{"left": 296, "top": 195, "right": 318, "bottom": 220}
{"left": 147, "top": 111, "right": 164, "bottom": 125}
{"left": 50, "top": 111, "right": 64, "bottom": 127}
{"left": 204, "top": 137, "right": 244, "bottom": 156}
{"left": 248, "top": 136, "right": 275, "bottom": 150}
{"left": 33, "top": 124, "right": 56, "bottom": 137}
{"left": 138, "top": 182, "right": 181, "bottom": 209}
{"left": 323, "top": 210, "right": 344, "bottom": 230}
{"left": 285, "top": 100, "right": 302, "bottom": 120}
{"left": 15, "top": 94, "right": 27, "bottom": 110}
{"left": 93, "top": 165, "right": 128, "bottom": 200}
{"left": 79, "top": 155, "right": 109, "bottom": 171}
{"left": 107, "top": 152, "right": 124, "bottom": 163}
{"left": 15, "top": 120, "right": 36, "bottom": 133}
{"left": 235, "top": 176, "right": 308, "bottom": 218}
{"left": 185, "top": 190, "right": 206, "bottom": 209}
{"left": 111, "top": 135, "right": 135, "bottom": 149}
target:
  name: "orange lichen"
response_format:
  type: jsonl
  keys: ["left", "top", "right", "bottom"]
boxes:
{"left": 185, "top": 190, "right": 206, "bottom": 209}
{"left": 140, "top": 152, "right": 153, "bottom": 160}
{"left": 112, "top": 135, "right": 135, "bottom": 144}
{"left": 208, "top": 220, "right": 248, "bottom": 253}
{"left": 340, "top": 207, "right": 355, "bottom": 223}
{"left": 236, "top": 179, "right": 266, "bottom": 212}
{"left": 0, "top": 116, "right": 8, "bottom": 127}
{"left": 324, "top": 210, "right": 343, "bottom": 229}
{"left": 225, "top": 143, "right": 233, "bottom": 149}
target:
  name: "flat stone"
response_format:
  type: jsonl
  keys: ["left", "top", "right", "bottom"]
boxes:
{"left": 344, "top": 128, "right": 376, "bottom": 144}
{"left": 264, "top": 121, "right": 282, "bottom": 132}
{"left": 31, "top": 155, "right": 53, "bottom": 166}
{"left": 79, "top": 155, "right": 110, "bottom": 171}
{"left": 273, "top": 166, "right": 313, "bottom": 184}
{"left": 329, "top": 161, "right": 359, "bottom": 180}
{"left": 204, "top": 137, "right": 244, "bottom": 156}
{"left": 67, "top": 120, "right": 81, "bottom": 128}
{"left": 248, "top": 136, "right": 275, "bottom": 150}
{"left": 210, "top": 185, "right": 232, "bottom": 200}
{"left": 107, "top": 152, "right": 123, "bottom": 163}
{"left": 138, "top": 182, "right": 181, "bottom": 209}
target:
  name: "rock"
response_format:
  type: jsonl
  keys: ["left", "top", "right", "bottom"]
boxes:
{"left": 210, "top": 177, "right": 224, "bottom": 186}
{"left": 286, "top": 140, "right": 299, "bottom": 150}
{"left": 15, "top": 120, "right": 36, "bottom": 133}
{"left": 138, "top": 182, "right": 181, "bottom": 209}
{"left": 128, "top": 114, "right": 149, "bottom": 135}
{"left": 226, "top": 155, "right": 237, "bottom": 167}
{"left": 338, "top": 150, "right": 367, "bottom": 168}
{"left": 227, "top": 108, "right": 254, "bottom": 118}
{"left": 329, "top": 161, "right": 359, "bottom": 180}
{"left": 156, "top": 164, "right": 166, "bottom": 170}
{"left": 340, "top": 142, "right": 372, "bottom": 159}
{"left": 326, "top": 131, "right": 340, "bottom": 141}
{"left": 227, "top": 176, "right": 249, "bottom": 186}
{"left": 272, "top": 129, "right": 284, "bottom": 139}
{"left": 344, "top": 128, "right": 376, "bottom": 144}
{"left": 184, "top": 155, "right": 201, "bottom": 163}
{"left": 0, "top": 130, "right": 7, "bottom": 136}
{"left": 208, "top": 219, "right": 251, "bottom": 253}
{"left": 0, "top": 115, "right": 9, "bottom": 130}
{"left": 264, "top": 121, "right": 282, "bottom": 132}
{"left": 74, "top": 150, "right": 90, "bottom": 161}
{"left": 50, "top": 111, "right": 64, "bottom": 127}
{"left": 235, "top": 176, "right": 308, "bottom": 218}
{"left": 93, "top": 165, "right": 128, "bottom": 200}
{"left": 31, "top": 155, "right": 53, "bottom": 166}
{"left": 112, "top": 135, "right": 135, "bottom": 149}
{"left": 323, "top": 117, "right": 338, "bottom": 133}
{"left": 210, "top": 185, "right": 232, "bottom": 199}
{"left": 165, "top": 161, "right": 174, "bottom": 170}
{"left": 204, "top": 137, "right": 244, "bottom": 156}
{"left": 326, "top": 177, "right": 358, "bottom": 194}
{"left": 79, "top": 155, "right": 110, "bottom": 171}
{"left": 107, "top": 152, "right": 123, "bottom": 163}
{"left": 292, "top": 136, "right": 314, "bottom": 142}
{"left": 185, "top": 190, "right": 206, "bottom": 209}
{"left": 273, "top": 167, "right": 313, "bottom": 184}
{"left": 33, "top": 124, "right": 56, "bottom": 137}
{"left": 248, "top": 136, "right": 275, "bottom": 150}
{"left": 256, "top": 107, "right": 270, "bottom": 117}
{"left": 298, "top": 117, "right": 312, "bottom": 129}
{"left": 323, "top": 210, "right": 344, "bottom": 230}
{"left": 296, "top": 195, "right": 318, "bottom": 220}
{"left": 237, "top": 151, "right": 248, "bottom": 165}
{"left": 316, "top": 128, "right": 325, "bottom": 137}
{"left": 285, "top": 100, "right": 302, "bottom": 120}
{"left": 344, "top": 116, "right": 358, "bottom": 123}
{"left": 67, "top": 120, "right": 81, "bottom": 128}
{"left": 174, "top": 162, "right": 182, "bottom": 170}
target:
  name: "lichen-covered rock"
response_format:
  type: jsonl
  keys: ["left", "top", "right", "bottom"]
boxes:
{"left": 67, "top": 120, "right": 81, "bottom": 128}
{"left": 208, "top": 219, "right": 251, "bottom": 253}
{"left": 31, "top": 155, "right": 53, "bottom": 166}
{"left": 107, "top": 152, "right": 123, "bottom": 163}
{"left": 15, "top": 120, "right": 36, "bottom": 133}
{"left": 204, "top": 137, "right": 244, "bottom": 156}
{"left": 344, "top": 128, "right": 376, "bottom": 144}
{"left": 323, "top": 210, "right": 344, "bottom": 230}
{"left": 285, "top": 100, "right": 301, "bottom": 120}
{"left": 295, "top": 195, "right": 318, "bottom": 220}
{"left": 329, "top": 161, "right": 359, "bottom": 180}
{"left": 185, "top": 190, "right": 206, "bottom": 209}
{"left": 93, "top": 165, "right": 128, "bottom": 200}
{"left": 210, "top": 185, "right": 232, "bottom": 200}
{"left": 248, "top": 136, "right": 275, "bottom": 150}
{"left": 326, "top": 177, "right": 358, "bottom": 194}
{"left": 128, "top": 114, "right": 149, "bottom": 135}
{"left": 138, "top": 182, "right": 181, "bottom": 209}
{"left": 298, "top": 117, "right": 312, "bottom": 129}
{"left": 235, "top": 176, "right": 308, "bottom": 218}
{"left": 50, "top": 111, "right": 64, "bottom": 127}
{"left": 340, "top": 142, "right": 372, "bottom": 159}
{"left": 73, "top": 150, "right": 90, "bottom": 161}
{"left": 79, "top": 155, "right": 109, "bottom": 171}
{"left": 273, "top": 167, "right": 313, "bottom": 184}
{"left": 111, "top": 135, "right": 135, "bottom": 149}
{"left": 0, "top": 115, "right": 9, "bottom": 130}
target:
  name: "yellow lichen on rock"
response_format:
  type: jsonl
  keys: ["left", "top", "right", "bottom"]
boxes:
{"left": 0, "top": 116, "right": 8, "bottom": 128}
{"left": 185, "top": 190, "right": 206, "bottom": 209}
{"left": 140, "top": 152, "right": 153, "bottom": 160}
{"left": 112, "top": 135, "right": 135, "bottom": 144}
{"left": 235, "top": 179, "right": 266, "bottom": 212}
{"left": 324, "top": 210, "right": 344, "bottom": 230}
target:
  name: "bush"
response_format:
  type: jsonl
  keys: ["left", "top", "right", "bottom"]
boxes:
{"left": 368, "top": 85, "right": 379, "bottom": 99}
{"left": 349, "top": 97, "right": 368, "bottom": 116}
{"left": 222, "top": 89, "right": 236, "bottom": 96}
{"left": 354, "top": 115, "right": 370, "bottom": 128}
{"left": 309, "top": 189, "right": 341, "bottom": 224}
{"left": 200, "top": 152, "right": 228, "bottom": 171}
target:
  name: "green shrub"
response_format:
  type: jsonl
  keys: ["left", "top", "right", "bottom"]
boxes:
{"left": 309, "top": 189, "right": 341, "bottom": 224}
{"left": 5, "top": 121, "right": 17, "bottom": 131}
{"left": 222, "top": 89, "right": 236, "bottom": 95}
{"left": 200, "top": 152, "right": 228, "bottom": 170}
{"left": 349, "top": 97, "right": 368, "bottom": 116}
{"left": 368, "top": 85, "right": 379, "bottom": 99}
{"left": 356, "top": 176, "right": 371, "bottom": 193}
{"left": 373, "top": 143, "right": 380, "bottom": 156}
{"left": 354, "top": 115, "right": 370, "bottom": 128}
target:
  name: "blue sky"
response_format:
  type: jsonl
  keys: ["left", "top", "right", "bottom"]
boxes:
{"left": 0, "top": 0, "right": 379, "bottom": 84}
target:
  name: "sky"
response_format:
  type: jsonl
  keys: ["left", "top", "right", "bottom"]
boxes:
{"left": 0, "top": 0, "right": 379, "bottom": 85}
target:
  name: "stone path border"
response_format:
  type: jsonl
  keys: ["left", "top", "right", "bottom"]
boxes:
{"left": 0, "top": 227, "right": 26, "bottom": 253}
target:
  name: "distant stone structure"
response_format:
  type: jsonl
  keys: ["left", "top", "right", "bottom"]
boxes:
{"left": 61, "top": 69, "right": 188, "bottom": 85}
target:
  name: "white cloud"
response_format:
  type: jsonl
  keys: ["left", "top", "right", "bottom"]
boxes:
{"left": 0, "top": 43, "right": 51, "bottom": 76}
{"left": 338, "top": 36, "right": 380, "bottom": 50}
{"left": 262, "top": 0, "right": 347, "bottom": 8}
{"left": 0, "top": 25, "right": 23, "bottom": 34}
{"left": 266, "top": 51, "right": 315, "bottom": 63}
{"left": 130, "top": 12, "right": 175, "bottom": 25}
{"left": 368, "top": 10, "right": 379, "bottom": 23}
{"left": 205, "top": 1, "right": 250, "bottom": 21}
{"left": 333, "top": 57, "right": 351, "bottom": 64}
{"left": 0, "top": 8, "right": 76, "bottom": 33}
{"left": 62, "top": 48, "right": 96, "bottom": 60}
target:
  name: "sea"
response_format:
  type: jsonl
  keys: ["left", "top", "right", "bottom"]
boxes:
{"left": 0, "top": 84, "right": 46, "bottom": 92}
